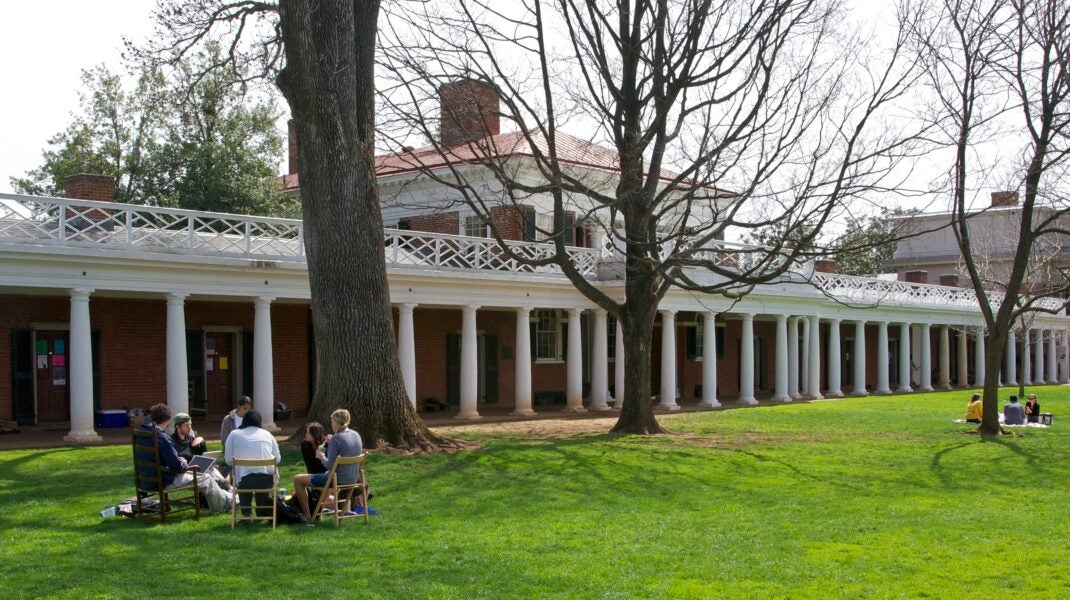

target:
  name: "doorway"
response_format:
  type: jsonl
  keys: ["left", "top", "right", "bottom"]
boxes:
{"left": 446, "top": 333, "right": 499, "bottom": 405}
{"left": 204, "top": 331, "right": 236, "bottom": 415}
{"left": 34, "top": 331, "right": 70, "bottom": 422}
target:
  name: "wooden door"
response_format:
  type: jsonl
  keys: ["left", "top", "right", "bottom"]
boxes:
{"left": 205, "top": 332, "right": 235, "bottom": 415}
{"left": 34, "top": 331, "right": 70, "bottom": 422}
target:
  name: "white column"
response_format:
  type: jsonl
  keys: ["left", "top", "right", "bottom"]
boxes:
{"left": 165, "top": 292, "right": 189, "bottom": 415}
{"left": 826, "top": 319, "right": 842, "bottom": 397}
{"left": 565, "top": 308, "right": 586, "bottom": 412}
{"left": 740, "top": 313, "right": 758, "bottom": 404}
{"left": 513, "top": 307, "right": 534, "bottom": 416}
{"left": 1034, "top": 329, "right": 1045, "bottom": 384}
{"left": 699, "top": 311, "right": 720, "bottom": 407}
{"left": 614, "top": 318, "right": 625, "bottom": 409}
{"left": 897, "top": 322, "right": 912, "bottom": 393}
{"left": 808, "top": 315, "right": 823, "bottom": 399}
{"left": 1005, "top": 328, "right": 1018, "bottom": 386}
{"left": 853, "top": 320, "right": 867, "bottom": 395}
{"left": 876, "top": 321, "right": 890, "bottom": 394}
{"left": 800, "top": 317, "right": 811, "bottom": 394}
{"left": 658, "top": 309, "right": 680, "bottom": 409}
{"left": 1047, "top": 328, "right": 1058, "bottom": 383}
{"left": 919, "top": 323, "right": 933, "bottom": 391}
{"left": 1062, "top": 330, "right": 1070, "bottom": 383}
{"left": 64, "top": 288, "right": 101, "bottom": 443}
{"left": 1023, "top": 328, "right": 1033, "bottom": 385}
{"left": 957, "top": 327, "right": 969, "bottom": 387}
{"left": 589, "top": 308, "right": 610, "bottom": 411}
{"left": 772, "top": 315, "right": 790, "bottom": 402}
{"left": 788, "top": 316, "right": 800, "bottom": 399}
{"left": 253, "top": 296, "right": 278, "bottom": 432}
{"left": 458, "top": 305, "right": 481, "bottom": 419}
{"left": 974, "top": 326, "right": 986, "bottom": 386}
{"left": 938, "top": 325, "right": 951, "bottom": 390}
{"left": 397, "top": 304, "right": 417, "bottom": 408}
{"left": 1063, "top": 330, "right": 1070, "bottom": 384}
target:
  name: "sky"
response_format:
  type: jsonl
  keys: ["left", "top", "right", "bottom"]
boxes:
{"left": 0, "top": 2, "right": 158, "bottom": 193}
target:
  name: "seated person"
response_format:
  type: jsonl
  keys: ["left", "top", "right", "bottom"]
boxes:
{"left": 293, "top": 409, "right": 364, "bottom": 522}
{"left": 1025, "top": 394, "right": 1041, "bottom": 423}
{"left": 172, "top": 412, "right": 230, "bottom": 490}
{"left": 220, "top": 395, "right": 253, "bottom": 447}
{"left": 965, "top": 393, "right": 983, "bottom": 424}
{"left": 171, "top": 412, "right": 208, "bottom": 460}
{"left": 301, "top": 422, "right": 330, "bottom": 475}
{"left": 1003, "top": 395, "right": 1025, "bottom": 425}
{"left": 135, "top": 403, "right": 231, "bottom": 513}
{"left": 224, "top": 409, "right": 281, "bottom": 517}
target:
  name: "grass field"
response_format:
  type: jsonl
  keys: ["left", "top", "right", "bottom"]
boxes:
{"left": 1, "top": 386, "right": 1067, "bottom": 599}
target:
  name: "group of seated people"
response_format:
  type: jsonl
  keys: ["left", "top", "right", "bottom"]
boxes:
{"left": 964, "top": 392, "right": 1042, "bottom": 425}
{"left": 136, "top": 395, "right": 364, "bottom": 525}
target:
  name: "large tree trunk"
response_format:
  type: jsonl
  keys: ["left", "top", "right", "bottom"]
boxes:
{"left": 276, "top": 0, "right": 449, "bottom": 451}
{"left": 978, "top": 327, "right": 1007, "bottom": 435}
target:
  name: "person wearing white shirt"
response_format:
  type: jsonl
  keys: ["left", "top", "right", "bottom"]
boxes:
{"left": 224, "top": 409, "right": 281, "bottom": 517}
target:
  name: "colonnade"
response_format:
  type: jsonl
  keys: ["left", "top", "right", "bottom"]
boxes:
{"left": 54, "top": 290, "right": 1070, "bottom": 439}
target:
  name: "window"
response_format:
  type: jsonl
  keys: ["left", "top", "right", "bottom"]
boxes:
{"left": 465, "top": 215, "right": 489, "bottom": 237}
{"left": 535, "top": 212, "right": 554, "bottom": 242}
{"left": 535, "top": 309, "right": 561, "bottom": 360}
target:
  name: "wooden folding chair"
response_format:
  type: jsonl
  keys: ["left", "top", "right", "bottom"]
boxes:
{"left": 229, "top": 458, "right": 278, "bottom": 529}
{"left": 132, "top": 428, "right": 200, "bottom": 523}
{"left": 310, "top": 453, "right": 369, "bottom": 527}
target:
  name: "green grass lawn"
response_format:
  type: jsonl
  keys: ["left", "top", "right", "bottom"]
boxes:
{"left": 1, "top": 387, "right": 1067, "bottom": 599}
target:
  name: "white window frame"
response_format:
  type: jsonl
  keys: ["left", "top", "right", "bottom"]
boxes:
{"left": 534, "top": 309, "right": 563, "bottom": 361}
{"left": 465, "top": 214, "right": 489, "bottom": 238}
{"left": 535, "top": 212, "right": 554, "bottom": 242}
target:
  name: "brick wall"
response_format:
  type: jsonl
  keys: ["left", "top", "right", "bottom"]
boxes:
{"left": 0, "top": 294, "right": 311, "bottom": 422}
{"left": 489, "top": 205, "right": 530, "bottom": 241}
{"left": 404, "top": 212, "right": 460, "bottom": 236}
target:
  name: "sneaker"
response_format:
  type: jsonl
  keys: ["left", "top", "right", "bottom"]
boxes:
{"left": 348, "top": 507, "right": 379, "bottom": 516}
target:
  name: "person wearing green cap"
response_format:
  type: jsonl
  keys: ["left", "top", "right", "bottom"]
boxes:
{"left": 171, "top": 412, "right": 208, "bottom": 461}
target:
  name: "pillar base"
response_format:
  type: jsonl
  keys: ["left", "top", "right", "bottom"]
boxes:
{"left": 789, "top": 393, "right": 803, "bottom": 400}
{"left": 262, "top": 423, "right": 282, "bottom": 434}
{"left": 588, "top": 401, "right": 612, "bottom": 411}
{"left": 771, "top": 395, "right": 792, "bottom": 403}
{"left": 698, "top": 400, "right": 722, "bottom": 408}
{"left": 896, "top": 387, "right": 913, "bottom": 394}
{"left": 64, "top": 431, "right": 103, "bottom": 444}
{"left": 657, "top": 403, "right": 682, "bottom": 411}
{"left": 510, "top": 408, "right": 535, "bottom": 417}
{"left": 875, "top": 388, "right": 892, "bottom": 395}
{"left": 562, "top": 405, "right": 587, "bottom": 413}
{"left": 738, "top": 397, "right": 759, "bottom": 405}
{"left": 805, "top": 393, "right": 824, "bottom": 401}
{"left": 1004, "top": 381, "right": 1018, "bottom": 387}
{"left": 936, "top": 384, "right": 952, "bottom": 390}
{"left": 825, "top": 390, "right": 844, "bottom": 398}
{"left": 919, "top": 386, "right": 935, "bottom": 392}
{"left": 455, "top": 412, "right": 483, "bottom": 421}
{"left": 850, "top": 390, "right": 868, "bottom": 397}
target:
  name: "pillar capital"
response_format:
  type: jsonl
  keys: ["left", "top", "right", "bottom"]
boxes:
{"left": 659, "top": 308, "right": 677, "bottom": 317}
{"left": 396, "top": 303, "right": 418, "bottom": 313}
{"left": 255, "top": 295, "right": 275, "bottom": 307}
{"left": 166, "top": 292, "right": 189, "bottom": 304}
{"left": 70, "top": 288, "right": 94, "bottom": 301}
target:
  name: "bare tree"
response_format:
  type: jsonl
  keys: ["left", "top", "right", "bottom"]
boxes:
{"left": 378, "top": 0, "right": 924, "bottom": 433}
{"left": 138, "top": 0, "right": 453, "bottom": 451}
{"left": 907, "top": 0, "right": 1070, "bottom": 434}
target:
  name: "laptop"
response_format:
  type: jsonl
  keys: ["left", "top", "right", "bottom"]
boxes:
{"left": 187, "top": 455, "right": 216, "bottom": 473}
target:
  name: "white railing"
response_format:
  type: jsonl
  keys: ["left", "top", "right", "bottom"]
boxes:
{"left": 385, "top": 229, "right": 598, "bottom": 277}
{"left": 600, "top": 233, "right": 815, "bottom": 277}
{"left": 814, "top": 272, "right": 1065, "bottom": 312}
{"left": 0, "top": 193, "right": 305, "bottom": 261}
{"left": 0, "top": 193, "right": 599, "bottom": 277}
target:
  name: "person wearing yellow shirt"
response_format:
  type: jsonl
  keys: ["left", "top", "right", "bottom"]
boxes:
{"left": 965, "top": 393, "right": 983, "bottom": 424}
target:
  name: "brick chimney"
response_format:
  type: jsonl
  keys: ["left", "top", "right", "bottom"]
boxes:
{"left": 814, "top": 259, "right": 838, "bottom": 274}
{"left": 990, "top": 191, "right": 1018, "bottom": 207}
{"left": 287, "top": 119, "right": 299, "bottom": 175}
{"left": 63, "top": 174, "right": 115, "bottom": 201}
{"left": 904, "top": 270, "right": 928, "bottom": 284}
{"left": 439, "top": 79, "right": 500, "bottom": 147}
{"left": 938, "top": 274, "right": 960, "bottom": 287}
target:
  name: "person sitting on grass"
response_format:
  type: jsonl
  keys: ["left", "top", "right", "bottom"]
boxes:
{"left": 224, "top": 409, "right": 281, "bottom": 518}
{"left": 1025, "top": 394, "right": 1041, "bottom": 423}
{"left": 965, "top": 393, "right": 983, "bottom": 424}
{"left": 135, "top": 403, "right": 231, "bottom": 513}
{"left": 1003, "top": 395, "right": 1025, "bottom": 426}
{"left": 293, "top": 409, "right": 363, "bottom": 522}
